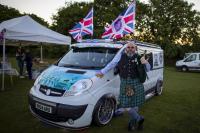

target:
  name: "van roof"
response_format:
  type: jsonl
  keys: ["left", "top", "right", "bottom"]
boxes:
{"left": 72, "top": 39, "right": 163, "bottom": 52}
{"left": 185, "top": 52, "right": 200, "bottom": 54}
{"left": 72, "top": 42, "right": 123, "bottom": 49}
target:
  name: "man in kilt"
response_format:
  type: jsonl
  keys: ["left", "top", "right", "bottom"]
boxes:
{"left": 96, "top": 42, "right": 150, "bottom": 131}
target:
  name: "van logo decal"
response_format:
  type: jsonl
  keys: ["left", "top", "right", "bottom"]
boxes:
{"left": 46, "top": 89, "right": 51, "bottom": 96}
{"left": 39, "top": 66, "right": 91, "bottom": 91}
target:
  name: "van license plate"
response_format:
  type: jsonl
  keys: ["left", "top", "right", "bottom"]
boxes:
{"left": 35, "top": 103, "right": 52, "bottom": 113}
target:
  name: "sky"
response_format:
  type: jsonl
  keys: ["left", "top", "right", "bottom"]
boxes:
{"left": 1, "top": 0, "right": 200, "bottom": 24}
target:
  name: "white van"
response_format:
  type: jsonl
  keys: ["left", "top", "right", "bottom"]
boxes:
{"left": 28, "top": 40, "right": 164, "bottom": 129}
{"left": 176, "top": 52, "right": 200, "bottom": 72}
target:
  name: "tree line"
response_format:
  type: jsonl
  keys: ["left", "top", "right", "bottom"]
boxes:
{"left": 52, "top": 0, "right": 200, "bottom": 60}
{"left": 0, "top": 4, "right": 49, "bottom": 27}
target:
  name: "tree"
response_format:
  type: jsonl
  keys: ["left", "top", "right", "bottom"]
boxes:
{"left": 131, "top": 0, "right": 200, "bottom": 58}
{"left": 0, "top": 4, "right": 21, "bottom": 23}
{"left": 0, "top": 4, "right": 49, "bottom": 27}
{"left": 138, "top": 0, "right": 200, "bottom": 46}
{"left": 51, "top": 2, "right": 93, "bottom": 36}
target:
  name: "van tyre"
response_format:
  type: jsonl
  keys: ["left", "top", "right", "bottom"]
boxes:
{"left": 155, "top": 81, "right": 163, "bottom": 96}
{"left": 93, "top": 98, "right": 115, "bottom": 126}
{"left": 182, "top": 66, "right": 188, "bottom": 72}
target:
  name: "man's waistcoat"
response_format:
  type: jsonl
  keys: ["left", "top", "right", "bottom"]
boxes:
{"left": 117, "top": 53, "right": 140, "bottom": 79}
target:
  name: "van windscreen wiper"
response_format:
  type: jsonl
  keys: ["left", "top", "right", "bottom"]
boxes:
{"left": 60, "top": 64, "right": 79, "bottom": 68}
{"left": 79, "top": 66, "right": 103, "bottom": 69}
{"left": 59, "top": 64, "right": 103, "bottom": 69}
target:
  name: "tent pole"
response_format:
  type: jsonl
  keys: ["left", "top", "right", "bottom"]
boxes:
{"left": 1, "top": 33, "right": 5, "bottom": 91}
{"left": 40, "top": 43, "right": 43, "bottom": 63}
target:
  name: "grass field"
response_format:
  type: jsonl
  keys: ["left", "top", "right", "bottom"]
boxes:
{"left": 0, "top": 60, "right": 200, "bottom": 133}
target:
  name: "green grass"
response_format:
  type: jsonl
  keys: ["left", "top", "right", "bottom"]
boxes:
{"left": 0, "top": 60, "right": 200, "bottom": 133}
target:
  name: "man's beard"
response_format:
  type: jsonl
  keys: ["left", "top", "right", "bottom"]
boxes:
{"left": 126, "top": 51, "right": 134, "bottom": 57}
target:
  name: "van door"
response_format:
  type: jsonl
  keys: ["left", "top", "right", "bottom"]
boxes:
{"left": 144, "top": 52, "right": 163, "bottom": 92}
{"left": 183, "top": 54, "right": 198, "bottom": 70}
{"left": 197, "top": 54, "right": 200, "bottom": 70}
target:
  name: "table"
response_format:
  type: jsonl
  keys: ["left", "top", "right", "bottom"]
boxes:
{"left": 0, "top": 62, "right": 19, "bottom": 85}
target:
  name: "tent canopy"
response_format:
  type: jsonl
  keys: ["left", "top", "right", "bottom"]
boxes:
{"left": 0, "top": 15, "right": 71, "bottom": 45}
{"left": 0, "top": 15, "right": 71, "bottom": 91}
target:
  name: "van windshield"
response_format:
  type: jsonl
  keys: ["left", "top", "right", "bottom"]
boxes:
{"left": 184, "top": 53, "right": 190, "bottom": 59}
{"left": 57, "top": 47, "right": 119, "bottom": 69}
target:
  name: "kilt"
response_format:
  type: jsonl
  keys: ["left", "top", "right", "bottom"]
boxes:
{"left": 118, "top": 78, "right": 145, "bottom": 108}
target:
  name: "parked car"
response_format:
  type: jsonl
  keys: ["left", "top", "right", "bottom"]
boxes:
{"left": 176, "top": 52, "right": 200, "bottom": 72}
{"left": 28, "top": 40, "right": 164, "bottom": 129}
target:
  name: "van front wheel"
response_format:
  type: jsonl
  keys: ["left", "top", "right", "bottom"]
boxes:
{"left": 93, "top": 98, "right": 115, "bottom": 126}
{"left": 182, "top": 66, "right": 188, "bottom": 72}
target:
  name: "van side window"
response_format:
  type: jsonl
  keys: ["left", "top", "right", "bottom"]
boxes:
{"left": 141, "top": 53, "right": 153, "bottom": 69}
{"left": 146, "top": 53, "right": 153, "bottom": 70}
{"left": 184, "top": 54, "right": 196, "bottom": 62}
{"left": 199, "top": 54, "right": 200, "bottom": 60}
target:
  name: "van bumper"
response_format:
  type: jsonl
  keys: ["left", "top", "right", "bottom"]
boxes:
{"left": 29, "top": 94, "right": 87, "bottom": 122}
{"left": 28, "top": 93, "right": 92, "bottom": 128}
{"left": 176, "top": 66, "right": 182, "bottom": 70}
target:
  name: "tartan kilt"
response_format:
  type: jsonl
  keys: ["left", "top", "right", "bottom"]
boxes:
{"left": 118, "top": 78, "right": 145, "bottom": 108}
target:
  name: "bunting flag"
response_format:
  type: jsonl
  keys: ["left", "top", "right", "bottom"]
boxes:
{"left": 101, "top": 1, "right": 136, "bottom": 39}
{"left": 69, "top": 8, "right": 93, "bottom": 42}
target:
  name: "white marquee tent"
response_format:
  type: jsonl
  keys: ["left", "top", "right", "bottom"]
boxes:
{"left": 0, "top": 15, "right": 71, "bottom": 91}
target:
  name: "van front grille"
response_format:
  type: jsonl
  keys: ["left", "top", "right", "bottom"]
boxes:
{"left": 39, "top": 85, "right": 65, "bottom": 97}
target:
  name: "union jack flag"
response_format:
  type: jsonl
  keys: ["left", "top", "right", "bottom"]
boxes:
{"left": 101, "top": 1, "right": 136, "bottom": 39}
{"left": 69, "top": 8, "right": 93, "bottom": 42}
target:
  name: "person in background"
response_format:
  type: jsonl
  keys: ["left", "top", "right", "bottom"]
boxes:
{"left": 16, "top": 47, "right": 25, "bottom": 78}
{"left": 96, "top": 42, "right": 150, "bottom": 131}
{"left": 25, "top": 49, "right": 33, "bottom": 80}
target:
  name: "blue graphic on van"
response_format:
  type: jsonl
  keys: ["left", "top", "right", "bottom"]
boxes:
{"left": 38, "top": 66, "right": 90, "bottom": 90}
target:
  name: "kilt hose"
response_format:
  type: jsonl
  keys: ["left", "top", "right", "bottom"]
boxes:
{"left": 118, "top": 77, "right": 145, "bottom": 108}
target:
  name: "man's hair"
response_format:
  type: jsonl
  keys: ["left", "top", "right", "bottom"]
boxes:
{"left": 126, "top": 42, "right": 137, "bottom": 51}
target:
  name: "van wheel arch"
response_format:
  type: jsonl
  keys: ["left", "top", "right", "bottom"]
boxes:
{"left": 92, "top": 94, "right": 116, "bottom": 126}
{"left": 182, "top": 66, "right": 188, "bottom": 72}
{"left": 155, "top": 80, "right": 163, "bottom": 96}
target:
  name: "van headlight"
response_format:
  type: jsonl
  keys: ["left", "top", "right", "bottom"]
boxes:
{"left": 176, "top": 61, "right": 180, "bottom": 66}
{"left": 33, "top": 76, "right": 41, "bottom": 90}
{"left": 63, "top": 79, "right": 93, "bottom": 96}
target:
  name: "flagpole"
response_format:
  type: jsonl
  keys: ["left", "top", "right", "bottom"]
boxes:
{"left": 40, "top": 43, "right": 44, "bottom": 63}
{"left": 1, "top": 29, "right": 6, "bottom": 91}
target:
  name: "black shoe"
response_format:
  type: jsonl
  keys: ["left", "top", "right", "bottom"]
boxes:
{"left": 137, "top": 117, "right": 144, "bottom": 130}
{"left": 128, "top": 120, "right": 136, "bottom": 131}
